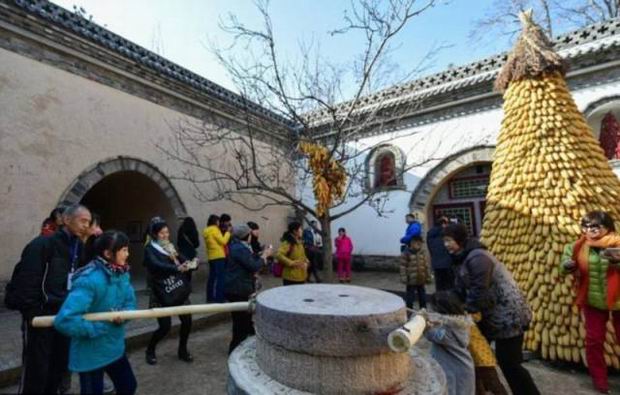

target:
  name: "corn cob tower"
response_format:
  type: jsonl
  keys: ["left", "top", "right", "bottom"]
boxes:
{"left": 481, "top": 10, "right": 620, "bottom": 367}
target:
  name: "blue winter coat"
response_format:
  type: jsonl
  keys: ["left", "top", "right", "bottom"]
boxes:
{"left": 54, "top": 258, "right": 137, "bottom": 372}
{"left": 400, "top": 221, "right": 422, "bottom": 245}
{"left": 426, "top": 226, "right": 452, "bottom": 270}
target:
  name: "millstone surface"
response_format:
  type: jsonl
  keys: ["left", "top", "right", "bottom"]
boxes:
{"left": 255, "top": 284, "right": 407, "bottom": 356}
{"left": 227, "top": 337, "right": 447, "bottom": 395}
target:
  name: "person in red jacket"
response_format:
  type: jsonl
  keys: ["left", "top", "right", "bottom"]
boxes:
{"left": 334, "top": 228, "right": 354, "bottom": 283}
{"left": 40, "top": 206, "right": 66, "bottom": 236}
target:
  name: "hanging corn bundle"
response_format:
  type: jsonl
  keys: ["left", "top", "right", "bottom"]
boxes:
{"left": 298, "top": 142, "right": 347, "bottom": 217}
{"left": 480, "top": 10, "right": 620, "bottom": 367}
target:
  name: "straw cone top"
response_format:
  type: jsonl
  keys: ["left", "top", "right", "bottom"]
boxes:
{"left": 495, "top": 10, "right": 567, "bottom": 92}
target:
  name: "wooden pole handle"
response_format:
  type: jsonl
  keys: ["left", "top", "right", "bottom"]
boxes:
{"left": 31, "top": 302, "right": 251, "bottom": 328}
{"left": 388, "top": 315, "right": 426, "bottom": 353}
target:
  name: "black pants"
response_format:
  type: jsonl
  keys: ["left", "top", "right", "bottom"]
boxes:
{"left": 226, "top": 293, "right": 255, "bottom": 355}
{"left": 433, "top": 268, "right": 455, "bottom": 291}
{"left": 405, "top": 285, "right": 427, "bottom": 309}
{"left": 495, "top": 334, "right": 540, "bottom": 395}
{"left": 147, "top": 314, "right": 192, "bottom": 354}
{"left": 304, "top": 247, "right": 322, "bottom": 282}
{"left": 79, "top": 354, "right": 137, "bottom": 395}
{"left": 283, "top": 279, "right": 305, "bottom": 286}
{"left": 19, "top": 317, "right": 70, "bottom": 394}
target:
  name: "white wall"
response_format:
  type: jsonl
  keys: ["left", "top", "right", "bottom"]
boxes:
{"left": 310, "top": 77, "right": 620, "bottom": 257}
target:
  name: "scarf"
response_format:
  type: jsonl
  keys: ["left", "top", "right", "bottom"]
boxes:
{"left": 97, "top": 256, "right": 130, "bottom": 275}
{"left": 572, "top": 233, "right": 620, "bottom": 309}
{"left": 150, "top": 240, "right": 178, "bottom": 257}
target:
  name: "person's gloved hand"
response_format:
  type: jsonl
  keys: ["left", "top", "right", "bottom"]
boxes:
{"left": 562, "top": 259, "right": 577, "bottom": 272}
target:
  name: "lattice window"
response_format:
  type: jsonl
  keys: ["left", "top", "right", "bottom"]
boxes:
{"left": 433, "top": 204, "right": 476, "bottom": 236}
{"left": 449, "top": 177, "right": 489, "bottom": 199}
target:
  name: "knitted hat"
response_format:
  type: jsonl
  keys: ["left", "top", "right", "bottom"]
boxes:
{"left": 233, "top": 224, "right": 251, "bottom": 240}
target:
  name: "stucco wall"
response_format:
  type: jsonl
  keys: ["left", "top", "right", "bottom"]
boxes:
{"left": 0, "top": 47, "right": 289, "bottom": 280}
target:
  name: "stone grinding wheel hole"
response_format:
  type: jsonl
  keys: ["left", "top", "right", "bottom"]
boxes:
{"left": 303, "top": 298, "right": 315, "bottom": 303}
{"left": 338, "top": 294, "right": 350, "bottom": 297}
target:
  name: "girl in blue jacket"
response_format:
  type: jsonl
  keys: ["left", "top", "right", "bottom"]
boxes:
{"left": 55, "top": 230, "right": 137, "bottom": 395}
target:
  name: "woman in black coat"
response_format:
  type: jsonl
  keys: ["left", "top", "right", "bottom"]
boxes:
{"left": 144, "top": 218, "right": 193, "bottom": 365}
{"left": 177, "top": 217, "right": 200, "bottom": 260}
{"left": 443, "top": 223, "right": 539, "bottom": 395}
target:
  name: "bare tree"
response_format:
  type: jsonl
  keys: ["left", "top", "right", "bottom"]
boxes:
{"left": 470, "top": 0, "right": 618, "bottom": 45}
{"left": 159, "top": 0, "right": 451, "bottom": 281}
{"left": 553, "top": 0, "right": 619, "bottom": 26}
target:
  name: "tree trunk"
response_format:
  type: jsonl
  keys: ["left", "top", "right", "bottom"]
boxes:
{"left": 320, "top": 216, "right": 334, "bottom": 283}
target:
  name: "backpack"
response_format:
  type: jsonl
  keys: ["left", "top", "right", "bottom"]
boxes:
{"left": 4, "top": 237, "right": 52, "bottom": 311}
{"left": 4, "top": 271, "right": 22, "bottom": 310}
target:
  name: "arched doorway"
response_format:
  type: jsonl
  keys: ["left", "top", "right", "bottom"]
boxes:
{"left": 59, "top": 157, "right": 187, "bottom": 287}
{"left": 409, "top": 146, "right": 494, "bottom": 236}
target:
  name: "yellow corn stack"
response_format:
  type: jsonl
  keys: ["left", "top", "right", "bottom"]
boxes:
{"left": 298, "top": 141, "right": 347, "bottom": 217}
{"left": 481, "top": 11, "right": 620, "bottom": 367}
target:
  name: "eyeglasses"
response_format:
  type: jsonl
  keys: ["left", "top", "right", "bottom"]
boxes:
{"left": 581, "top": 223, "right": 602, "bottom": 231}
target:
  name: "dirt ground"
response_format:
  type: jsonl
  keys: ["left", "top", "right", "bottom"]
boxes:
{"left": 2, "top": 271, "right": 620, "bottom": 394}
{"left": 2, "top": 319, "right": 620, "bottom": 395}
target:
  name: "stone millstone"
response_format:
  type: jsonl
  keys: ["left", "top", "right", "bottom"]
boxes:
{"left": 255, "top": 284, "right": 407, "bottom": 356}
{"left": 227, "top": 337, "right": 447, "bottom": 395}
{"left": 256, "top": 334, "right": 411, "bottom": 394}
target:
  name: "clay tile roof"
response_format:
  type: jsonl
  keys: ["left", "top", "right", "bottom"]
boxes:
{"left": 306, "top": 17, "right": 620, "bottom": 126}
{"left": 9, "top": 1, "right": 620, "bottom": 132}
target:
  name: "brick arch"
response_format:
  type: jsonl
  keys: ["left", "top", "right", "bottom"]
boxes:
{"left": 409, "top": 145, "right": 495, "bottom": 218}
{"left": 59, "top": 156, "right": 187, "bottom": 217}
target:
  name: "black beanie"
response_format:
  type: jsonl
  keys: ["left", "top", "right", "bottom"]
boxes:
{"left": 442, "top": 223, "right": 469, "bottom": 248}
{"left": 149, "top": 217, "right": 168, "bottom": 238}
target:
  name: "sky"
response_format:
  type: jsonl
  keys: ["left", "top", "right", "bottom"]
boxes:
{"left": 48, "top": 0, "right": 568, "bottom": 95}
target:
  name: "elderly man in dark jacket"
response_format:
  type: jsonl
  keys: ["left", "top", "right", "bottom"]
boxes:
{"left": 224, "top": 224, "right": 272, "bottom": 354}
{"left": 6, "top": 204, "right": 91, "bottom": 394}
{"left": 426, "top": 215, "right": 454, "bottom": 291}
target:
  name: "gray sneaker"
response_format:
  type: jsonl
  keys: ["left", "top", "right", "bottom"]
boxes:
{"left": 103, "top": 376, "right": 114, "bottom": 394}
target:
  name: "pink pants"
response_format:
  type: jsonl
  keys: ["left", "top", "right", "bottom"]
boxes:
{"left": 337, "top": 256, "right": 351, "bottom": 280}
{"left": 583, "top": 304, "right": 620, "bottom": 392}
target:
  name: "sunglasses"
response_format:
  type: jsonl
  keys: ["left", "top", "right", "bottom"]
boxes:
{"left": 581, "top": 223, "right": 602, "bottom": 231}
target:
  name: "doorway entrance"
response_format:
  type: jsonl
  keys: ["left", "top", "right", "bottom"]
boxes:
{"left": 59, "top": 157, "right": 187, "bottom": 288}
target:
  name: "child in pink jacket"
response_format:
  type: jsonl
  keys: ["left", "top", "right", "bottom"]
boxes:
{"left": 335, "top": 228, "right": 354, "bottom": 283}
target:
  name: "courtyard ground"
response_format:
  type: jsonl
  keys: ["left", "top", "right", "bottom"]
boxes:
{"left": 1, "top": 270, "right": 619, "bottom": 394}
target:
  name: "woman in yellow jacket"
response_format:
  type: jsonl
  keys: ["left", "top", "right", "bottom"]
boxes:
{"left": 276, "top": 222, "right": 309, "bottom": 285}
{"left": 203, "top": 214, "right": 231, "bottom": 302}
